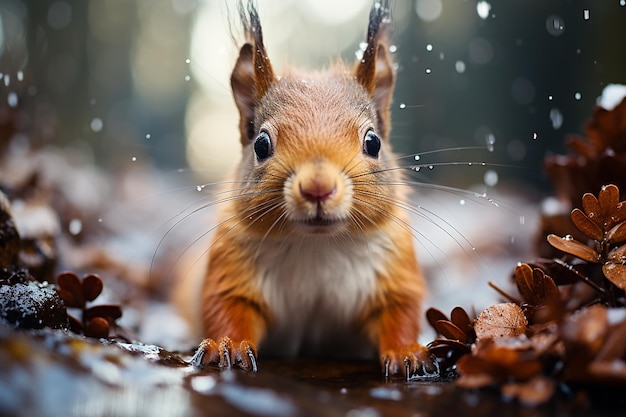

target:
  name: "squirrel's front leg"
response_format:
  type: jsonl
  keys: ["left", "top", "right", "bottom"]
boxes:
{"left": 363, "top": 242, "right": 437, "bottom": 379}
{"left": 376, "top": 300, "right": 437, "bottom": 378}
{"left": 190, "top": 241, "right": 269, "bottom": 372}
{"left": 190, "top": 296, "right": 267, "bottom": 371}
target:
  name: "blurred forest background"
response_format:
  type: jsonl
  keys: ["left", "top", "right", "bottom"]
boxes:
{"left": 1, "top": 0, "right": 625, "bottom": 193}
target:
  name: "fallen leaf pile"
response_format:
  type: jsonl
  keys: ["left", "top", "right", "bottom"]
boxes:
{"left": 426, "top": 97, "right": 626, "bottom": 406}
{"left": 55, "top": 272, "right": 123, "bottom": 339}
{"left": 0, "top": 100, "right": 127, "bottom": 340}
{"left": 0, "top": 190, "right": 124, "bottom": 339}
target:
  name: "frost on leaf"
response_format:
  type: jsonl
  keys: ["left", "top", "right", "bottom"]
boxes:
{"left": 474, "top": 303, "right": 527, "bottom": 340}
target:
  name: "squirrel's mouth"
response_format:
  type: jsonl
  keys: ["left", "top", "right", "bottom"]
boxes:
{"left": 302, "top": 216, "right": 336, "bottom": 227}
{"left": 296, "top": 213, "right": 347, "bottom": 233}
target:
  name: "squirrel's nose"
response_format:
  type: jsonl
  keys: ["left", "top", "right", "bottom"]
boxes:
{"left": 299, "top": 180, "right": 336, "bottom": 203}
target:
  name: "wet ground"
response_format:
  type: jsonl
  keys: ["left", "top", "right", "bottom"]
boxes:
{"left": 1, "top": 323, "right": 623, "bottom": 417}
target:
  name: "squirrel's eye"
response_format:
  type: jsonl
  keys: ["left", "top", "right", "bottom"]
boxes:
{"left": 363, "top": 130, "right": 381, "bottom": 158}
{"left": 254, "top": 131, "right": 273, "bottom": 161}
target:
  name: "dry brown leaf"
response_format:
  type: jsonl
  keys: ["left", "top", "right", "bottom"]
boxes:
{"left": 599, "top": 184, "right": 620, "bottom": 222}
{"left": 602, "top": 263, "right": 626, "bottom": 290}
{"left": 588, "top": 360, "right": 626, "bottom": 383}
{"left": 475, "top": 303, "right": 528, "bottom": 340}
{"left": 501, "top": 376, "right": 555, "bottom": 406}
{"left": 514, "top": 263, "right": 561, "bottom": 309}
{"left": 547, "top": 234, "right": 600, "bottom": 263}
{"left": 425, "top": 307, "right": 448, "bottom": 331}
{"left": 571, "top": 208, "right": 604, "bottom": 241}
{"left": 594, "top": 317, "right": 626, "bottom": 362}
{"left": 606, "top": 221, "right": 626, "bottom": 244}
{"left": 561, "top": 305, "right": 608, "bottom": 356}
{"left": 455, "top": 372, "right": 495, "bottom": 389}
{"left": 450, "top": 306, "right": 473, "bottom": 334}
{"left": 582, "top": 192, "right": 602, "bottom": 226}
{"left": 435, "top": 320, "right": 468, "bottom": 343}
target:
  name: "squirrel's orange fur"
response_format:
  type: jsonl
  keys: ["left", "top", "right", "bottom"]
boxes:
{"left": 190, "top": 0, "right": 432, "bottom": 378}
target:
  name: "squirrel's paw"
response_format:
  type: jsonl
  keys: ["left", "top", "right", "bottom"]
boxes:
{"left": 190, "top": 336, "right": 258, "bottom": 372}
{"left": 381, "top": 344, "right": 438, "bottom": 380}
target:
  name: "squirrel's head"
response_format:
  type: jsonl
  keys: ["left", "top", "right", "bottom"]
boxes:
{"left": 229, "top": 0, "right": 403, "bottom": 238}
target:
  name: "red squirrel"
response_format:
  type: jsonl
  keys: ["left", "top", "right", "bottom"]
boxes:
{"left": 190, "top": 0, "right": 433, "bottom": 378}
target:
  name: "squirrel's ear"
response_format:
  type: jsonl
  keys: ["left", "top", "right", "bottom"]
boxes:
{"left": 231, "top": 1, "right": 275, "bottom": 145}
{"left": 354, "top": 1, "right": 395, "bottom": 141}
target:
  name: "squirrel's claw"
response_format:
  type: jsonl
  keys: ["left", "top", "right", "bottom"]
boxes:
{"left": 381, "top": 344, "right": 438, "bottom": 380}
{"left": 191, "top": 337, "right": 258, "bottom": 372}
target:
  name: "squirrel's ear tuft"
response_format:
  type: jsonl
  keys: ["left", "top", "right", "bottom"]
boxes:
{"left": 354, "top": 0, "right": 395, "bottom": 141}
{"left": 231, "top": 1, "right": 275, "bottom": 144}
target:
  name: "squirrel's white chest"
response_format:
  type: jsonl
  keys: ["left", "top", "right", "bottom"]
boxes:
{"left": 253, "top": 233, "right": 391, "bottom": 356}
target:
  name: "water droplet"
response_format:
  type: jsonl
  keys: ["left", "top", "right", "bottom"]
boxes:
{"left": 564, "top": 234, "right": 573, "bottom": 241}
{"left": 484, "top": 170, "right": 499, "bottom": 187}
{"left": 486, "top": 133, "right": 496, "bottom": 152}
{"left": 4, "top": 74, "right": 10, "bottom": 86}
{"left": 17, "top": 71, "right": 24, "bottom": 81}
{"left": 532, "top": 132, "right": 538, "bottom": 140}
{"left": 439, "top": 52, "right": 445, "bottom": 60}
{"left": 468, "top": 162, "right": 473, "bottom": 166}
{"left": 476, "top": 1, "right": 491, "bottom": 19}
{"left": 399, "top": 103, "right": 406, "bottom": 109}
{"left": 428, "top": 165, "right": 434, "bottom": 170}
{"left": 459, "top": 199, "right": 466, "bottom": 205}
{"left": 90, "top": 117, "right": 103, "bottom": 132}
{"left": 415, "top": 0, "right": 443, "bottom": 22}
{"left": 131, "top": 156, "right": 137, "bottom": 162}
{"left": 68, "top": 219, "right": 82, "bottom": 236}
{"left": 588, "top": 212, "right": 595, "bottom": 218}
{"left": 519, "top": 215, "right": 525, "bottom": 225}
{"left": 548, "top": 95, "right": 553, "bottom": 101}
{"left": 455, "top": 60, "right": 466, "bottom": 74}
{"left": 185, "top": 58, "right": 191, "bottom": 64}
{"left": 574, "top": 92, "right": 582, "bottom": 100}
{"left": 414, "top": 155, "right": 421, "bottom": 161}
{"left": 340, "top": 388, "right": 348, "bottom": 394}
{"left": 97, "top": 218, "right": 103, "bottom": 223}
{"left": 549, "top": 108, "right": 564, "bottom": 130}
{"left": 426, "top": 44, "right": 433, "bottom": 52}
{"left": 425, "top": 68, "right": 431, "bottom": 74}
{"left": 621, "top": 0, "right": 626, "bottom": 6}
{"left": 7, "top": 92, "right": 18, "bottom": 108}
{"left": 185, "top": 75, "right": 191, "bottom": 81}
{"left": 196, "top": 185, "right": 203, "bottom": 192}
{"left": 546, "top": 15, "right": 565, "bottom": 36}
{"left": 583, "top": 9, "right": 590, "bottom": 20}
{"left": 389, "top": 45, "right": 397, "bottom": 53}
{"left": 415, "top": 166, "right": 421, "bottom": 172}
{"left": 145, "top": 133, "right": 151, "bottom": 139}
